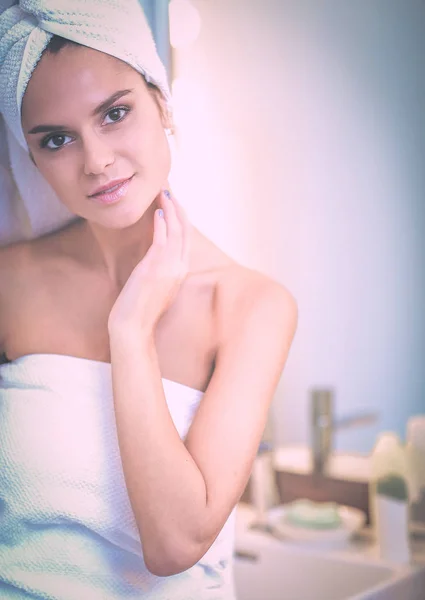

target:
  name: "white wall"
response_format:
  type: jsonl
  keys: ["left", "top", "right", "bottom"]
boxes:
{"left": 171, "top": 0, "right": 425, "bottom": 453}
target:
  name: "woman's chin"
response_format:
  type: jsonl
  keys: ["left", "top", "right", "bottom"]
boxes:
{"left": 86, "top": 196, "right": 155, "bottom": 230}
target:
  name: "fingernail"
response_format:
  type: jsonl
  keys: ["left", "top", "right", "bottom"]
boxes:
{"left": 157, "top": 208, "right": 164, "bottom": 218}
{"left": 163, "top": 189, "right": 171, "bottom": 199}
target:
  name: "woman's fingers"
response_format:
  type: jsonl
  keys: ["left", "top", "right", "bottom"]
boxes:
{"left": 169, "top": 193, "right": 191, "bottom": 274}
{"left": 160, "top": 190, "right": 182, "bottom": 259}
{"left": 152, "top": 207, "right": 167, "bottom": 248}
{"left": 159, "top": 189, "right": 190, "bottom": 277}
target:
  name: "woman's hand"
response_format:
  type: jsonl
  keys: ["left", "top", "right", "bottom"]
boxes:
{"left": 107, "top": 189, "right": 191, "bottom": 337}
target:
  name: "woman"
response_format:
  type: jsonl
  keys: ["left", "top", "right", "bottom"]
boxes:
{"left": 0, "top": 1, "right": 298, "bottom": 598}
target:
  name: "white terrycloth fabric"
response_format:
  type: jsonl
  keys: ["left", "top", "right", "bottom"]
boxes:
{"left": 0, "top": 353, "right": 237, "bottom": 600}
{"left": 0, "top": 0, "right": 175, "bottom": 246}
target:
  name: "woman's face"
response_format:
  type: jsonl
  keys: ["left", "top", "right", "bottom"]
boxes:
{"left": 21, "top": 44, "right": 171, "bottom": 228}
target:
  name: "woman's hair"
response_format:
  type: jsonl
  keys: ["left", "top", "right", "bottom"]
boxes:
{"left": 43, "top": 35, "right": 174, "bottom": 133}
{"left": 45, "top": 34, "right": 79, "bottom": 54}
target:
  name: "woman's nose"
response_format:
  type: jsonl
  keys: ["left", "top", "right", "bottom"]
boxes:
{"left": 82, "top": 133, "right": 115, "bottom": 175}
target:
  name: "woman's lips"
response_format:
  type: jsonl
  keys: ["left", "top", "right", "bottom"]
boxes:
{"left": 89, "top": 176, "right": 134, "bottom": 205}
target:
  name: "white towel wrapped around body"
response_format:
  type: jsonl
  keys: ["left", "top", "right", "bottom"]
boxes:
{"left": 0, "top": 354, "right": 237, "bottom": 599}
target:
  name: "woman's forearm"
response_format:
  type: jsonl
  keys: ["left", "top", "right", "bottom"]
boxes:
{"left": 108, "top": 326, "right": 209, "bottom": 575}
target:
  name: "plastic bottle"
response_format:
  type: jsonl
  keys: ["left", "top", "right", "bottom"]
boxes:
{"left": 369, "top": 432, "right": 411, "bottom": 563}
{"left": 405, "top": 416, "right": 425, "bottom": 531}
{"left": 250, "top": 439, "right": 280, "bottom": 526}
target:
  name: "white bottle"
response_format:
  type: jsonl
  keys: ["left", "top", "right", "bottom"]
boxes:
{"left": 369, "top": 432, "right": 411, "bottom": 563}
{"left": 250, "top": 445, "right": 279, "bottom": 523}
{"left": 406, "top": 416, "right": 425, "bottom": 530}
{"left": 251, "top": 451, "right": 271, "bottom": 525}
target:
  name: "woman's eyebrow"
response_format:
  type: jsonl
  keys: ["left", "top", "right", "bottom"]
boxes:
{"left": 27, "top": 89, "right": 134, "bottom": 134}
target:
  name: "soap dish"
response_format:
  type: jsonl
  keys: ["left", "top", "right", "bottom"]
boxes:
{"left": 267, "top": 504, "right": 366, "bottom": 548}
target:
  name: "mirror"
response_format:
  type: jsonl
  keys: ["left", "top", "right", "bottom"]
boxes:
{"left": 169, "top": 0, "right": 425, "bottom": 454}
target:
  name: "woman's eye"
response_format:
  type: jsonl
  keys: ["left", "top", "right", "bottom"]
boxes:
{"left": 40, "top": 107, "right": 130, "bottom": 151}
{"left": 43, "top": 134, "right": 72, "bottom": 150}
{"left": 104, "top": 107, "right": 129, "bottom": 125}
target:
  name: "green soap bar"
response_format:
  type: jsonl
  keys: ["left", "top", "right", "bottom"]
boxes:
{"left": 284, "top": 499, "right": 342, "bottom": 529}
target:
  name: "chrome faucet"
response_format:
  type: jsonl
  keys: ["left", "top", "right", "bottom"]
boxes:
{"left": 310, "top": 387, "right": 378, "bottom": 475}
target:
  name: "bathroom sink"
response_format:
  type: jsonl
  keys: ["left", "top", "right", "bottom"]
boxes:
{"left": 233, "top": 503, "right": 425, "bottom": 600}
{"left": 235, "top": 544, "right": 391, "bottom": 600}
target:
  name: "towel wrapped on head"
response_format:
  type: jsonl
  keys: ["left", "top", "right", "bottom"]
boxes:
{"left": 0, "top": 0, "right": 174, "bottom": 246}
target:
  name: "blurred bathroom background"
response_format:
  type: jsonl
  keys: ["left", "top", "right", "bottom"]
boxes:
{"left": 143, "top": 0, "right": 425, "bottom": 455}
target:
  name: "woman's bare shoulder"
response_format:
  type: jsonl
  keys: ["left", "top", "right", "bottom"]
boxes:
{"left": 0, "top": 237, "right": 49, "bottom": 290}
{"left": 215, "top": 260, "right": 297, "bottom": 345}
{"left": 0, "top": 219, "right": 84, "bottom": 279}
{"left": 220, "top": 262, "right": 295, "bottom": 304}
{"left": 191, "top": 226, "right": 296, "bottom": 316}
{"left": 0, "top": 241, "right": 31, "bottom": 286}
{"left": 0, "top": 227, "right": 80, "bottom": 355}
{"left": 0, "top": 241, "right": 30, "bottom": 352}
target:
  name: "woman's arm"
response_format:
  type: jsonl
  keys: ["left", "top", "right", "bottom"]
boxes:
{"left": 109, "top": 276, "right": 297, "bottom": 577}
